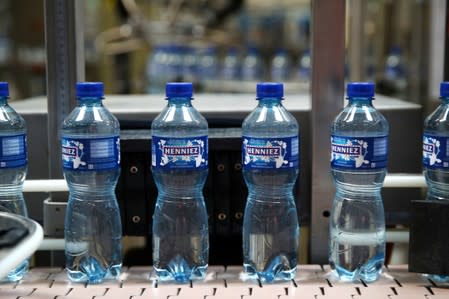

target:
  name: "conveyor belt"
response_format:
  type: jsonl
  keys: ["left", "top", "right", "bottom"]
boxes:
{"left": 1, "top": 265, "right": 448, "bottom": 298}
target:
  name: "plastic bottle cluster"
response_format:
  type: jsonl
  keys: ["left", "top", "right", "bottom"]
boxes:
{"left": 55, "top": 81, "right": 300, "bottom": 284}
{"left": 146, "top": 45, "right": 311, "bottom": 93}
{"left": 146, "top": 45, "right": 409, "bottom": 94}
{"left": 4, "top": 80, "right": 449, "bottom": 284}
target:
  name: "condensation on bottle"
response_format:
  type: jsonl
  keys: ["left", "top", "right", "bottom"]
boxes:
{"left": 61, "top": 82, "right": 122, "bottom": 283}
{"left": 151, "top": 82, "right": 209, "bottom": 283}
{"left": 242, "top": 82, "right": 300, "bottom": 282}
{"left": 0, "top": 82, "right": 29, "bottom": 282}
{"left": 329, "top": 82, "right": 388, "bottom": 282}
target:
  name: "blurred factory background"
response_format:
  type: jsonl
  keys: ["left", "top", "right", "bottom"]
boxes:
{"left": 0, "top": 0, "right": 440, "bottom": 105}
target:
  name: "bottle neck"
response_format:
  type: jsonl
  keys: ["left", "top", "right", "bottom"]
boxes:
{"left": 348, "top": 97, "right": 373, "bottom": 105}
{"left": 257, "top": 97, "right": 282, "bottom": 107}
{"left": 0, "top": 96, "right": 8, "bottom": 105}
{"left": 77, "top": 97, "right": 103, "bottom": 106}
{"left": 167, "top": 97, "right": 192, "bottom": 106}
{"left": 440, "top": 96, "right": 449, "bottom": 104}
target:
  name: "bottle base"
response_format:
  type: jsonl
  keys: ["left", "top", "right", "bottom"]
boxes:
{"left": 1, "top": 260, "right": 29, "bottom": 282}
{"left": 243, "top": 263, "right": 296, "bottom": 283}
{"left": 153, "top": 259, "right": 207, "bottom": 283}
{"left": 330, "top": 259, "right": 383, "bottom": 283}
{"left": 66, "top": 258, "right": 121, "bottom": 284}
{"left": 153, "top": 267, "right": 207, "bottom": 283}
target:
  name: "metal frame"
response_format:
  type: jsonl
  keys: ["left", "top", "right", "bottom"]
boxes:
{"left": 44, "top": 0, "right": 84, "bottom": 180}
{"left": 310, "top": 0, "right": 346, "bottom": 264}
{"left": 348, "top": 0, "right": 366, "bottom": 82}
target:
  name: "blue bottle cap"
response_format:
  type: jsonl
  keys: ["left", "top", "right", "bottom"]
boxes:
{"left": 347, "top": 82, "right": 375, "bottom": 98}
{"left": 440, "top": 82, "right": 449, "bottom": 98}
{"left": 76, "top": 82, "right": 104, "bottom": 98}
{"left": 256, "top": 82, "right": 284, "bottom": 98}
{"left": 166, "top": 82, "right": 193, "bottom": 98}
{"left": 0, "top": 82, "right": 9, "bottom": 97}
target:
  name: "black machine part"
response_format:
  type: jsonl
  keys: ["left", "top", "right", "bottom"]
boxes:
{"left": 409, "top": 199, "right": 449, "bottom": 276}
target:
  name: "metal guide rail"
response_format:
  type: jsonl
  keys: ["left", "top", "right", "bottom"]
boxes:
{"left": 1, "top": 265, "right": 448, "bottom": 299}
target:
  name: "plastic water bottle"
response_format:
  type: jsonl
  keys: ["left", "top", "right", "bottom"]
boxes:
{"left": 422, "top": 82, "right": 449, "bottom": 282}
{"left": 0, "top": 82, "right": 29, "bottom": 282}
{"left": 270, "top": 48, "right": 291, "bottom": 82}
{"left": 151, "top": 82, "right": 209, "bottom": 282}
{"left": 297, "top": 49, "right": 311, "bottom": 82}
{"left": 329, "top": 82, "right": 388, "bottom": 282}
{"left": 198, "top": 46, "right": 218, "bottom": 82}
{"left": 383, "top": 46, "right": 407, "bottom": 96}
{"left": 242, "top": 83, "right": 299, "bottom": 282}
{"left": 423, "top": 82, "right": 449, "bottom": 201}
{"left": 182, "top": 46, "right": 198, "bottom": 83}
{"left": 242, "top": 46, "right": 264, "bottom": 81}
{"left": 384, "top": 46, "right": 405, "bottom": 81}
{"left": 166, "top": 45, "right": 184, "bottom": 82}
{"left": 146, "top": 45, "right": 167, "bottom": 93}
{"left": 221, "top": 48, "right": 240, "bottom": 80}
{"left": 61, "top": 82, "right": 122, "bottom": 283}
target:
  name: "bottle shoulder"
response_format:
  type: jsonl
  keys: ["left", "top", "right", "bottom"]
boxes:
{"left": 152, "top": 104, "right": 208, "bottom": 132}
{"left": 242, "top": 104, "right": 299, "bottom": 137}
{"left": 61, "top": 106, "right": 119, "bottom": 136}
{"left": 424, "top": 104, "right": 449, "bottom": 134}
{"left": 331, "top": 103, "right": 388, "bottom": 136}
{"left": 0, "top": 105, "right": 26, "bottom": 132}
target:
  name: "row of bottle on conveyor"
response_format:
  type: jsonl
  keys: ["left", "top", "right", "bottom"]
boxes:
{"left": 146, "top": 45, "right": 309, "bottom": 93}
{"left": 146, "top": 45, "right": 407, "bottom": 94}
{"left": 1, "top": 80, "right": 447, "bottom": 285}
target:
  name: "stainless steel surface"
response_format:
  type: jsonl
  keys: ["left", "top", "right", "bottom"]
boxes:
{"left": 428, "top": 0, "right": 446, "bottom": 99}
{"left": 408, "top": 1, "right": 428, "bottom": 104}
{"left": 23, "top": 180, "right": 69, "bottom": 192}
{"left": 0, "top": 265, "right": 447, "bottom": 299}
{"left": 348, "top": 0, "right": 366, "bottom": 82}
{"left": 44, "top": 0, "right": 84, "bottom": 180}
{"left": 310, "top": 0, "right": 346, "bottom": 264}
{"left": 383, "top": 174, "right": 426, "bottom": 188}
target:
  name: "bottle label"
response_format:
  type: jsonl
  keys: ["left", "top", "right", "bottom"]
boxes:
{"left": 152, "top": 136, "right": 208, "bottom": 169}
{"left": 61, "top": 136, "right": 120, "bottom": 171}
{"left": 423, "top": 134, "right": 449, "bottom": 168}
{"left": 331, "top": 135, "right": 388, "bottom": 169}
{"left": 242, "top": 136, "right": 299, "bottom": 169}
{"left": 0, "top": 134, "right": 27, "bottom": 168}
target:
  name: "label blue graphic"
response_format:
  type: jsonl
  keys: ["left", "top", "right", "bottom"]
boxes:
{"left": 0, "top": 134, "right": 27, "bottom": 168}
{"left": 61, "top": 136, "right": 120, "bottom": 171}
{"left": 152, "top": 136, "right": 208, "bottom": 169}
{"left": 242, "top": 136, "right": 299, "bottom": 170}
{"left": 423, "top": 134, "right": 449, "bottom": 169}
{"left": 331, "top": 135, "right": 388, "bottom": 169}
